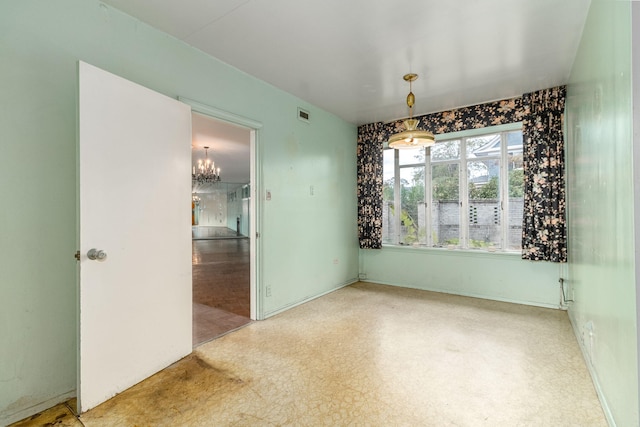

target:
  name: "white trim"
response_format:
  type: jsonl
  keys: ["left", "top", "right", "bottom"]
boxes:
{"left": 460, "top": 137, "right": 468, "bottom": 248}
{"left": 435, "top": 122, "right": 523, "bottom": 141}
{"left": 178, "top": 97, "right": 264, "bottom": 320}
{"left": 249, "top": 130, "right": 259, "bottom": 320}
{"left": 393, "top": 149, "right": 401, "bottom": 244}
{"left": 633, "top": 3, "right": 640, "bottom": 424}
{"left": 363, "top": 279, "right": 562, "bottom": 310}
{"left": 262, "top": 279, "right": 358, "bottom": 318}
{"left": 425, "top": 148, "right": 433, "bottom": 246}
{"left": 380, "top": 243, "right": 522, "bottom": 258}
{"left": 178, "top": 97, "right": 263, "bottom": 129}
{"left": 500, "top": 132, "right": 509, "bottom": 250}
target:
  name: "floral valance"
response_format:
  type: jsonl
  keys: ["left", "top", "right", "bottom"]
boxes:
{"left": 358, "top": 96, "right": 527, "bottom": 145}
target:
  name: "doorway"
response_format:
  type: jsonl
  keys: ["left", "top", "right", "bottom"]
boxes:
{"left": 189, "top": 111, "right": 257, "bottom": 346}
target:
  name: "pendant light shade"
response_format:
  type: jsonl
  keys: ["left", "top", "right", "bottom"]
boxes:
{"left": 388, "top": 73, "right": 435, "bottom": 149}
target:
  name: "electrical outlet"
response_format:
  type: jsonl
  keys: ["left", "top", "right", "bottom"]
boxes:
{"left": 358, "top": 273, "right": 367, "bottom": 280}
{"left": 333, "top": 258, "right": 339, "bottom": 265}
{"left": 266, "top": 285, "right": 272, "bottom": 297}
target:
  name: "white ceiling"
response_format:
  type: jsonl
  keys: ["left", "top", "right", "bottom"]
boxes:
{"left": 191, "top": 112, "right": 250, "bottom": 186}
{"left": 102, "top": 0, "right": 590, "bottom": 185}
{"left": 101, "top": 0, "right": 591, "bottom": 126}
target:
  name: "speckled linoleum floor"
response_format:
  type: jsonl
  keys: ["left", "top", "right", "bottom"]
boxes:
{"left": 12, "top": 282, "right": 607, "bottom": 426}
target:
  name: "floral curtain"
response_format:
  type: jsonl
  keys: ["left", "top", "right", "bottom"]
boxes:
{"left": 521, "top": 87, "right": 567, "bottom": 262}
{"left": 357, "top": 123, "right": 387, "bottom": 249}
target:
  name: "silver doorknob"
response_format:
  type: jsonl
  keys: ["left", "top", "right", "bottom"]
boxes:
{"left": 87, "top": 248, "right": 107, "bottom": 261}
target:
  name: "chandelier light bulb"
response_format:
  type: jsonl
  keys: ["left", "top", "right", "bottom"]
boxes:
{"left": 192, "top": 145, "right": 221, "bottom": 184}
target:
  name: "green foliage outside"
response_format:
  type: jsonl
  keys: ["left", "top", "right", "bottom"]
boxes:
{"left": 383, "top": 164, "right": 426, "bottom": 244}
{"left": 384, "top": 166, "right": 524, "bottom": 245}
{"left": 432, "top": 164, "right": 459, "bottom": 201}
{"left": 463, "top": 169, "right": 525, "bottom": 200}
{"left": 508, "top": 169, "right": 524, "bottom": 197}
{"left": 469, "top": 176, "right": 498, "bottom": 199}
{"left": 386, "top": 168, "right": 523, "bottom": 203}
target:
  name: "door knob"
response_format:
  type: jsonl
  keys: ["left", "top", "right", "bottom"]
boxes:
{"left": 87, "top": 248, "right": 107, "bottom": 261}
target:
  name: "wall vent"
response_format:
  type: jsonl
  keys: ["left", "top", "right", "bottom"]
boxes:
{"left": 298, "top": 107, "right": 310, "bottom": 123}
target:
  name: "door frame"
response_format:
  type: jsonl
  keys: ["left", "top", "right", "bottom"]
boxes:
{"left": 179, "top": 97, "right": 263, "bottom": 320}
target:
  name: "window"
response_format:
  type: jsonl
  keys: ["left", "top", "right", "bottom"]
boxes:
{"left": 382, "top": 127, "right": 523, "bottom": 251}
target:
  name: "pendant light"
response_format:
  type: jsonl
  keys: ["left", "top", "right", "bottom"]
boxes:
{"left": 388, "top": 73, "right": 435, "bottom": 149}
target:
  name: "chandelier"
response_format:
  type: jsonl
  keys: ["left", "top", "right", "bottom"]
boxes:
{"left": 388, "top": 73, "right": 436, "bottom": 149}
{"left": 192, "top": 146, "right": 221, "bottom": 183}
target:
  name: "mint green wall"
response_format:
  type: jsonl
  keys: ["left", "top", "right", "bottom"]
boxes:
{"left": 261, "top": 98, "right": 359, "bottom": 315}
{"left": 565, "top": 1, "right": 639, "bottom": 425}
{"left": 360, "top": 119, "right": 561, "bottom": 307}
{"left": 0, "top": 1, "right": 357, "bottom": 423}
{"left": 360, "top": 248, "right": 560, "bottom": 308}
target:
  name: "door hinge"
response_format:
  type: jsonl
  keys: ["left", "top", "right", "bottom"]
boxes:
{"left": 74, "top": 250, "right": 81, "bottom": 261}
{"left": 256, "top": 232, "right": 260, "bottom": 238}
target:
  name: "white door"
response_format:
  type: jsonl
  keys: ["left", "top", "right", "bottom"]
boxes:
{"left": 77, "top": 61, "right": 192, "bottom": 413}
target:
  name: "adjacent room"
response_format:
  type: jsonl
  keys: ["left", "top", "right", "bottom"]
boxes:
{"left": 1, "top": 1, "right": 638, "bottom": 426}
{"left": 190, "top": 113, "right": 252, "bottom": 345}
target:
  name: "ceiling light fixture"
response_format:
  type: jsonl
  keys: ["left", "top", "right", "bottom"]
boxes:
{"left": 388, "top": 73, "right": 435, "bottom": 149}
{"left": 192, "top": 146, "right": 221, "bottom": 183}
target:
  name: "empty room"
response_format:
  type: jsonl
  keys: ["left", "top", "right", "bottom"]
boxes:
{"left": 1, "top": 1, "right": 638, "bottom": 426}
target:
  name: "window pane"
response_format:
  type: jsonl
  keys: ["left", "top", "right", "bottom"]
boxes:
{"left": 383, "top": 148, "right": 395, "bottom": 182}
{"left": 466, "top": 134, "right": 500, "bottom": 158}
{"left": 399, "top": 146, "right": 425, "bottom": 165}
{"left": 506, "top": 131, "right": 524, "bottom": 250}
{"left": 431, "top": 163, "right": 459, "bottom": 247}
{"left": 468, "top": 159, "right": 501, "bottom": 249}
{"left": 382, "top": 127, "right": 523, "bottom": 252}
{"left": 431, "top": 140, "right": 460, "bottom": 161}
{"left": 382, "top": 149, "right": 395, "bottom": 244}
{"left": 399, "top": 166, "right": 425, "bottom": 245}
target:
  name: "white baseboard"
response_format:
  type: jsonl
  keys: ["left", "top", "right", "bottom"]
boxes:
{"left": 263, "top": 278, "right": 358, "bottom": 318}
{"left": 361, "top": 279, "right": 562, "bottom": 310}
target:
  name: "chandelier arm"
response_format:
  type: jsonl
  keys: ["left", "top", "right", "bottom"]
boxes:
{"left": 193, "top": 145, "right": 222, "bottom": 183}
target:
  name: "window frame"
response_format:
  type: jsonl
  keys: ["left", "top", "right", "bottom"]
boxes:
{"left": 383, "top": 122, "right": 523, "bottom": 252}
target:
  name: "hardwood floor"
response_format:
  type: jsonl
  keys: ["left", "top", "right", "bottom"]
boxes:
{"left": 192, "top": 235, "right": 251, "bottom": 346}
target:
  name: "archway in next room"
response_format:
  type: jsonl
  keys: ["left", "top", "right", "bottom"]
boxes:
{"left": 191, "top": 112, "right": 252, "bottom": 346}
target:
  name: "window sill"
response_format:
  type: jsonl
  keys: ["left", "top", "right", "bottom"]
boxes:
{"left": 380, "top": 244, "right": 522, "bottom": 259}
